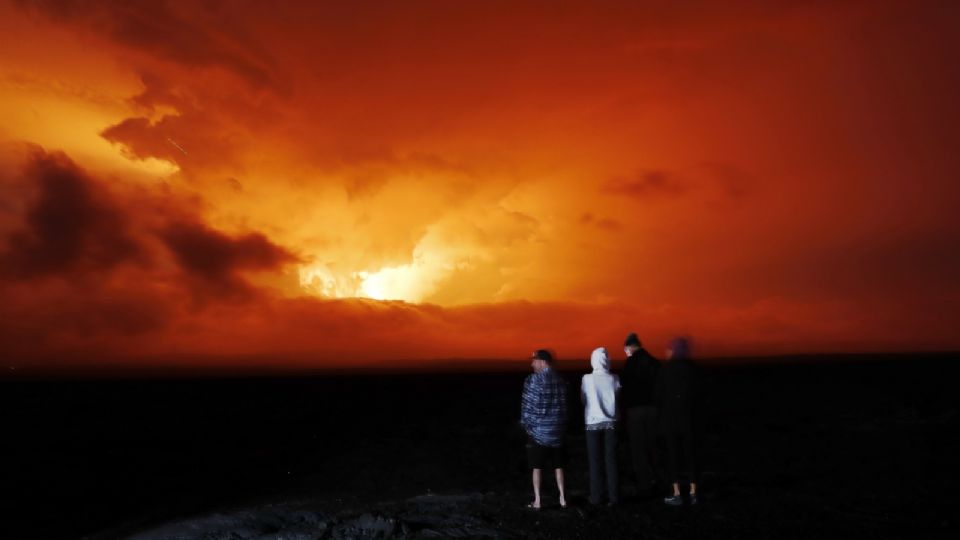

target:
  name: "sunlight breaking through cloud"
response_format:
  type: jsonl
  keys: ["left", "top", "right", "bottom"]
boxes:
{"left": 298, "top": 232, "right": 474, "bottom": 302}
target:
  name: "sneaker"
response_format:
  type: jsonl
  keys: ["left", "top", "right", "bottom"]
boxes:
{"left": 689, "top": 493, "right": 699, "bottom": 505}
{"left": 663, "top": 494, "right": 683, "bottom": 506}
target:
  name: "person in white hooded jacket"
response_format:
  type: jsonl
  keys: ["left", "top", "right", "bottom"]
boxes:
{"left": 581, "top": 347, "right": 621, "bottom": 505}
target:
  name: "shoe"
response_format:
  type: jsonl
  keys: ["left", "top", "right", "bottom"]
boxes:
{"left": 689, "top": 493, "right": 698, "bottom": 505}
{"left": 663, "top": 494, "right": 683, "bottom": 506}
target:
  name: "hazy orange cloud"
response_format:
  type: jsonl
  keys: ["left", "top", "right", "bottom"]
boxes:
{"left": 1, "top": 0, "right": 959, "bottom": 371}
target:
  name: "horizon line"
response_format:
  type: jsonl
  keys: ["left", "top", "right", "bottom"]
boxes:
{"left": 2, "top": 350, "right": 957, "bottom": 381}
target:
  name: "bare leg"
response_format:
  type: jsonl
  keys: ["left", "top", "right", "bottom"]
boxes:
{"left": 530, "top": 469, "right": 542, "bottom": 508}
{"left": 690, "top": 482, "right": 697, "bottom": 495}
{"left": 672, "top": 482, "right": 681, "bottom": 496}
{"left": 555, "top": 468, "right": 567, "bottom": 507}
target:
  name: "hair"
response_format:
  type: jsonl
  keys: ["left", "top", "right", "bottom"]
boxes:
{"left": 532, "top": 349, "right": 554, "bottom": 363}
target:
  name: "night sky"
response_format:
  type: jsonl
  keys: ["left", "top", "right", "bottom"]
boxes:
{"left": 1, "top": 0, "right": 958, "bottom": 369}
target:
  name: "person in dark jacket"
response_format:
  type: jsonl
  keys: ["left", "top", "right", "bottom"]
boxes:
{"left": 656, "top": 336, "right": 700, "bottom": 506}
{"left": 620, "top": 332, "right": 662, "bottom": 495}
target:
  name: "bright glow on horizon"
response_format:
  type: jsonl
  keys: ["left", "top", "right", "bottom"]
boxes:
{"left": 297, "top": 234, "right": 471, "bottom": 303}
{"left": 296, "top": 263, "right": 425, "bottom": 302}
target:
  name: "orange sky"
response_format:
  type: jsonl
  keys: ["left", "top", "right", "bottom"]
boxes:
{"left": 1, "top": 0, "right": 959, "bottom": 370}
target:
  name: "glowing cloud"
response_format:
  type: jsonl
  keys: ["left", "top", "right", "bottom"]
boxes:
{"left": 1, "top": 0, "right": 959, "bottom": 369}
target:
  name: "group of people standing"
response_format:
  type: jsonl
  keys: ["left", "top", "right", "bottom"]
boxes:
{"left": 520, "top": 333, "right": 699, "bottom": 509}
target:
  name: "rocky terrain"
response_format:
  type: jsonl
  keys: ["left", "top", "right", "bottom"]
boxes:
{"left": 3, "top": 355, "right": 957, "bottom": 539}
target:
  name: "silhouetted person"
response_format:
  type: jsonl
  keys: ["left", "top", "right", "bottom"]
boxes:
{"left": 520, "top": 349, "right": 569, "bottom": 509}
{"left": 657, "top": 337, "right": 700, "bottom": 506}
{"left": 581, "top": 347, "right": 621, "bottom": 506}
{"left": 620, "top": 332, "right": 662, "bottom": 495}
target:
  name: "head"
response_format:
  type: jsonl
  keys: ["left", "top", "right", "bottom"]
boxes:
{"left": 623, "top": 332, "right": 641, "bottom": 357}
{"left": 590, "top": 347, "right": 610, "bottom": 372}
{"left": 666, "top": 337, "right": 691, "bottom": 361}
{"left": 530, "top": 349, "right": 554, "bottom": 372}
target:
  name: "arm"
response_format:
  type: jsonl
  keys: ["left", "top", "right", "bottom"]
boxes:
{"left": 520, "top": 376, "right": 537, "bottom": 433}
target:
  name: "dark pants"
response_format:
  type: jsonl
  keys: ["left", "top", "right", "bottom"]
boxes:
{"left": 627, "top": 406, "right": 661, "bottom": 489}
{"left": 664, "top": 424, "right": 697, "bottom": 485}
{"left": 585, "top": 428, "right": 618, "bottom": 504}
{"left": 526, "top": 438, "right": 566, "bottom": 470}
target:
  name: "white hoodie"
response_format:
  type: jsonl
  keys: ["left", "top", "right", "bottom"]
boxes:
{"left": 581, "top": 347, "right": 621, "bottom": 425}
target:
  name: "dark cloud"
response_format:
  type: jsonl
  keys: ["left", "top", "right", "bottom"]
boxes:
{"left": 159, "top": 220, "right": 298, "bottom": 297}
{"left": 0, "top": 146, "right": 300, "bottom": 340}
{"left": 16, "top": 0, "right": 283, "bottom": 91}
{"left": 603, "top": 170, "right": 687, "bottom": 199}
{"left": 129, "top": 70, "right": 188, "bottom": 112}
{"left": 101, "top": 113, "right": 236, "bottom": 170}
{"left": 98, "top": 70, "right": 277, "bottom": 172}
{"left": 579, "top": 213, "right": 621, "bottom": 231}
{"left": 101, "top": 117, "right": 174, "bottom": 161}
{"left": 0, "top": 149, "right": 142, "bottom": 279}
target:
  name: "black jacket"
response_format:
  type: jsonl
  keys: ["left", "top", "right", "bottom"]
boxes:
{"left": 620, "top": 348, "right": 660, "bottom": 408}
{"left": 655, "top": 357, "right": 699, "bottom": 431}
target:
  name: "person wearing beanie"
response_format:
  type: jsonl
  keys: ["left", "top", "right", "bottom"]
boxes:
{"left": 620, "top": 332, "right": 664, "bottom": 496}
{"left": 581, "top": 347, "right": 621, "bottom": 505}
{"left": 656, "top": 336, "right": 701, "bottom": 506}
{"left": 520, "top": 349, "right": 569, "bottom": 509}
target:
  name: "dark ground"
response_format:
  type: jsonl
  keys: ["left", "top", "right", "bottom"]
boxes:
{"left": 2, "top": 354, "right": 958, "bottom": 539}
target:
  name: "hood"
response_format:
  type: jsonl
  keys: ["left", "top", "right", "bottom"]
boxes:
{"left": 590, "top": 347, "right": 610, "bottom": 372}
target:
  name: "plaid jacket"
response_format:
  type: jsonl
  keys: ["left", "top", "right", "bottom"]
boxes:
{"left": 520, "top": 367, "right": 568, "bottom": 447}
